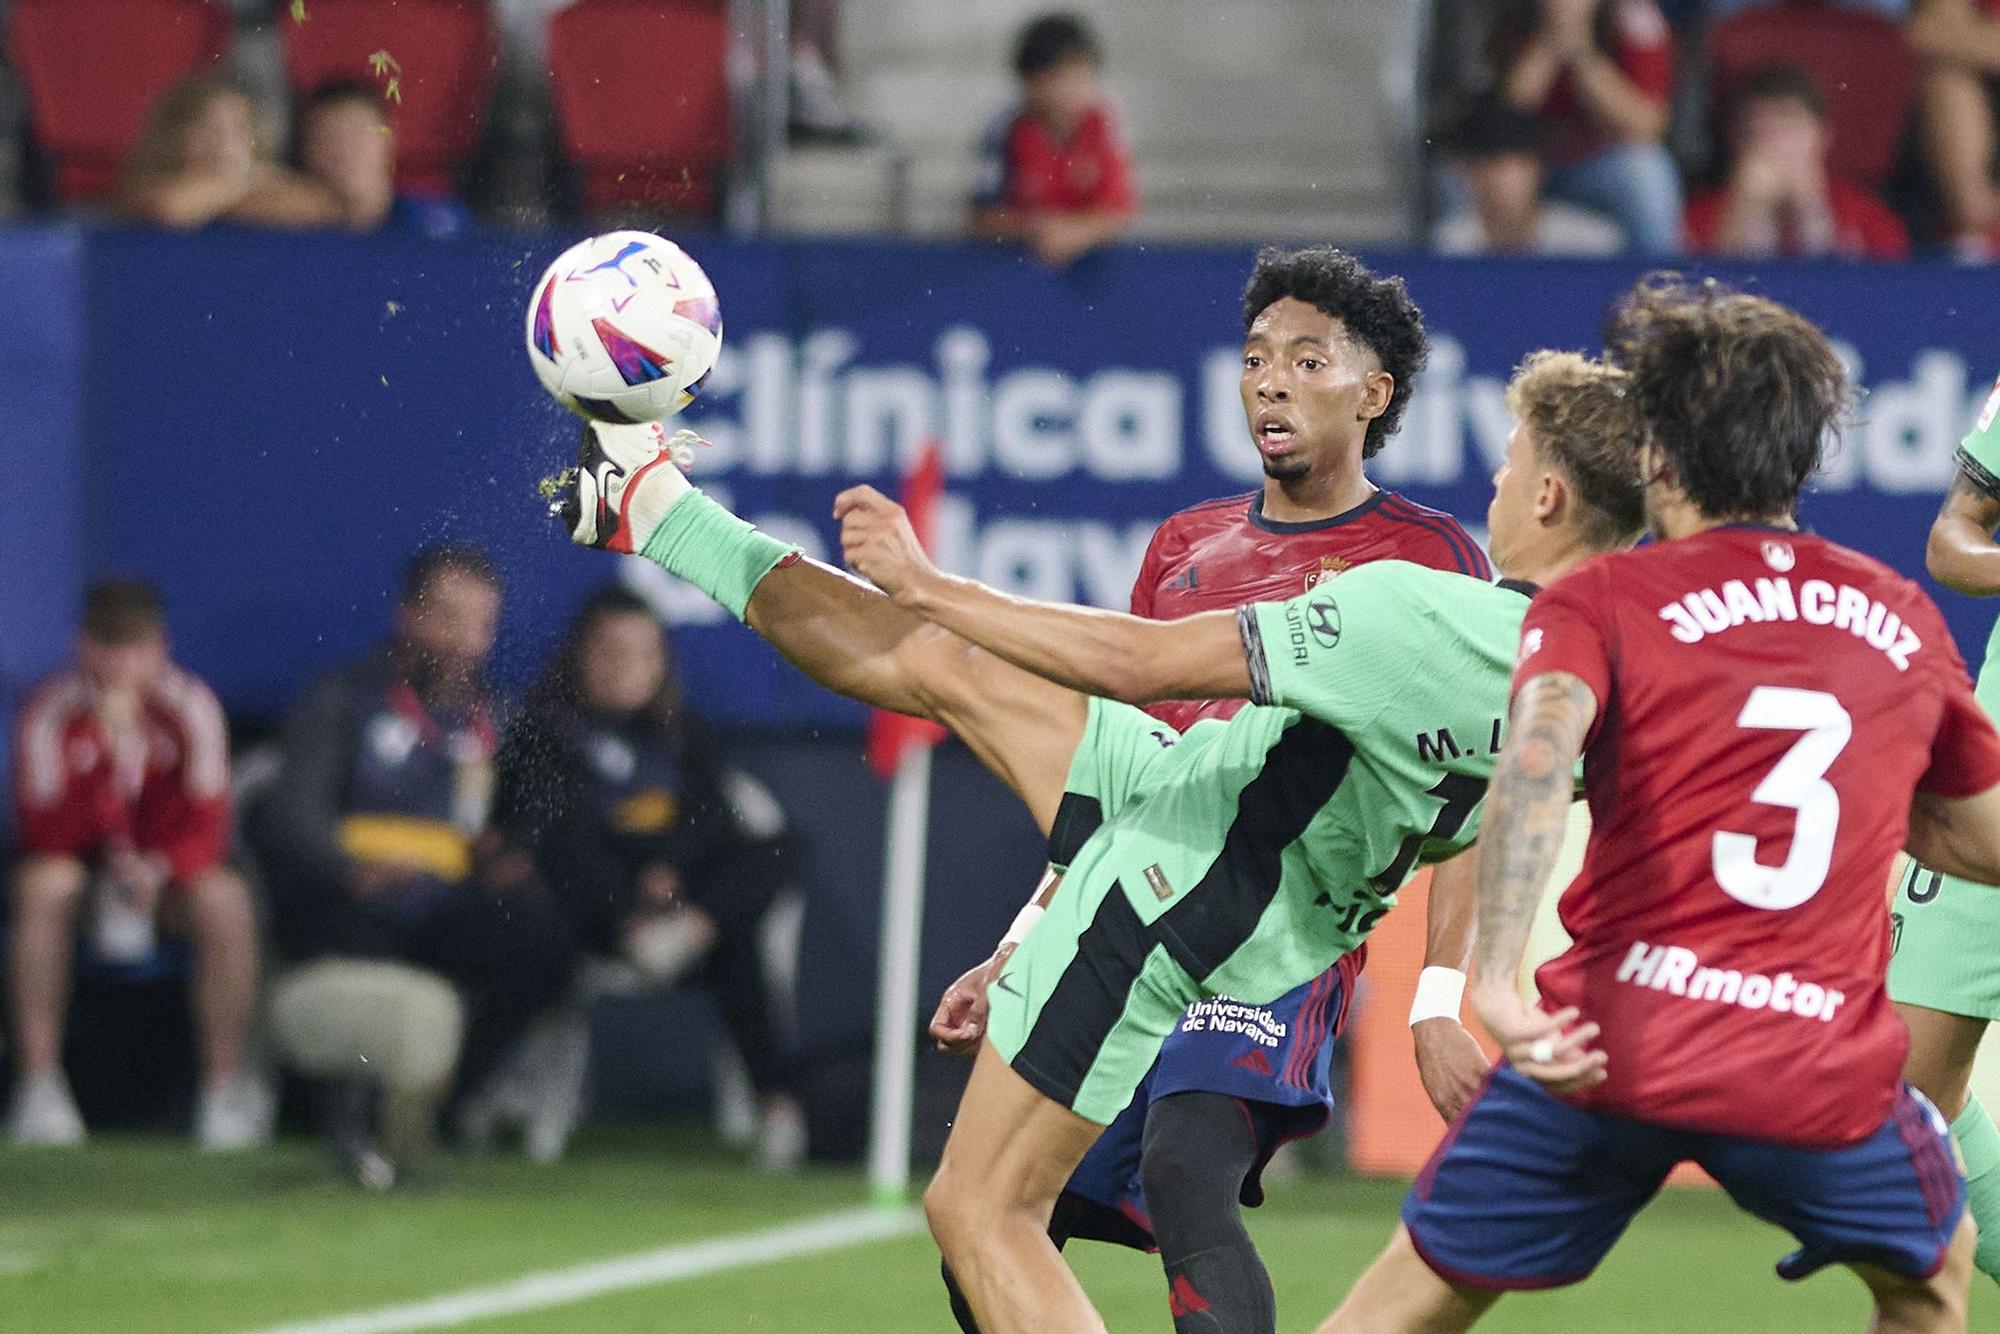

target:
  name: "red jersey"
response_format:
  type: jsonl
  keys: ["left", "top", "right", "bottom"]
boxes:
{"left": 13, "top": 666, "right": 232, "bottom": 882}
{"left": 1134, "top": 489, "right": 1492, "bottom": 732}
{"left": 1684, "top": 179, "right": 1910, "bottom": 260}
{"left": 972, "top": 102, "right": 1138, "bottom": 217}
{"left": 1516, "top": 527, "right": 2000, "bottom": 1148}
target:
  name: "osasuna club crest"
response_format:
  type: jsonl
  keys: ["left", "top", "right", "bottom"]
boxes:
{"left": 1762, "top": 540, "right": 1796, "bottom": 573}
{"left": 1303, "top": 554, "right": 1349, "bottom": 591}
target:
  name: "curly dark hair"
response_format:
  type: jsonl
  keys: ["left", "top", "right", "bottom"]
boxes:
{"left": 1241, "top": 246, "right": 1429, "bottom": 459}
{"left": 1605, "top": 275, "right": 1849, "bottom": 521}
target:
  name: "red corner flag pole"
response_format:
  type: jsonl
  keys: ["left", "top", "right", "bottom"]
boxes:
{"left": 866, "top": 443, "right": 948, "bottom": 1207}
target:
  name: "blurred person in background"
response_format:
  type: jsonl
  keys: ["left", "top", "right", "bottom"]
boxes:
{"left": 251, "top": 544, "right": 573, "bottom": 1186}
{"left": 118, "top": 74, "right": 342, "bottom": 230}
{"left": 8, "top": 580, "right": 264, "bottom": 1150}
{"left": 1684, "top": 65, "right": 1909, "bottom": 259}
{"left": 970, "top": 12, "right": 1138, "bottom": 269}
{"left": 295, "top": 81, "right": 471, "bottom": 239}
{"left": 494, "top": 586, "right": 806, "bottom": 1169}
{"left": 1481, "top": 0, "right": 1682, "bottom": 254}
{"left": 1433, "top": 93, "right": 1626, "bottom": 254}
{"left": 1910, "top": 0, "right": 2000, "bottom": 259}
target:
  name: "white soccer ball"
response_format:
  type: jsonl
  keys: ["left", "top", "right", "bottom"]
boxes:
{"left": 524, "top": 230, "right": 723, "bottom": 424}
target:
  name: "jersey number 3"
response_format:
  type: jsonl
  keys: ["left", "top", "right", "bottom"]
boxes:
{"left": 1713, "top": 686, "right": 1852, "bottom": 911}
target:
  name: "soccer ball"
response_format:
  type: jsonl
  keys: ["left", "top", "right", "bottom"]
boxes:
{"left": 524, "top": 230, "right": 723, "bottom": 424}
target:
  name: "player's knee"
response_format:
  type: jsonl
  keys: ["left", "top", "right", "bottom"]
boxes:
{"left": 923, "top": 1169, "right": 977, "bottom": 1253}
{"left": 1138, "top": 1133, "right": 1237, "bottom": 1221}
{"left": 11, "top": 855, "right": 89, "bottom": 919}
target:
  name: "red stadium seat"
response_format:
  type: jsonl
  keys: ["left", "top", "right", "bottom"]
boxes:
{"left": 281, "top": 0, "right": 497, "bottom": 197}
{"left": 547, "top": 0, "right": 732, "bottom": 218}
{"left": 1707, "top": 1, "right": 1915, "bottom": 188}
{"left": 6, "top": 0, "right": 231, "bottom": 203}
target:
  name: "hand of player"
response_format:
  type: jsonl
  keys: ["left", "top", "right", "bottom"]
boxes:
{"left": 1472, "top": 984, "right": 1606, "bottom": 1094}
{"left": 1412, "top": 1017, "right": 1490, "bottom": 1122}
{"left": 930, "top": 949, "right": 1009, "bottom": 1057}
{"left": 834, "top": 485, "right": 938, "bottom": 603}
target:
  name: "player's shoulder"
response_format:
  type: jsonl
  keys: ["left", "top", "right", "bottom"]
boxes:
{"left": 1336, "top": 558, "right": 1512, "bottom": 614}
{"left": 149, "top": 664, "right": 226, "bottom": 726}
{"left": 1373, "top": 491, "right": 1492, "bottom": 577}
{"left": 1149, "top": 490, "right": 1257, "bottom": 543}
{"left": 16, "top": 669, "right": 90, "bottom": 728}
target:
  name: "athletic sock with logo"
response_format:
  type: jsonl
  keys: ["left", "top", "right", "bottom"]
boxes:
{"left": 638, "top": 490, "right": 798, "bottom": 622}
{"left": 1142, "top": 1092, "right": 1278, "bottom": 1334}
{"left": 1952, "top": 1095, "right": 2000, "bottom": 1286}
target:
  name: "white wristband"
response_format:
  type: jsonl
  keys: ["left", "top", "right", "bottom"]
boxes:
{"left": 1409, "top": 967, "right": 1467, "bottom": 1026}
{"left": 1001, "top": 903, "right": 1045, "bottom": 950}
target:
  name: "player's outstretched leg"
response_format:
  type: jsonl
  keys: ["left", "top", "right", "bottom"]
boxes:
{"left": 1852, "top": 1218, "right": 1975, "bottom": 1334}
{"left": 1316, "top": 1227, "right": 1494, "bottom": 1333}
{"left": 554, "top": 421, "right": 1084, "bottom": 830}
{"left": 1899, "top": 1001, "right": 2000, "bottom": 1288}
{"left": 1139, "top": 1092, "right": 1276, "bottom": 1334}
{"left": 925, "top": 1043, "right": 1109, "bottom": 1334}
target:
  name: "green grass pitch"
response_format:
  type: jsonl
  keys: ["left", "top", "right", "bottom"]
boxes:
{"left": 1, "top": 1124, "right": 1992, "bottom": 1332}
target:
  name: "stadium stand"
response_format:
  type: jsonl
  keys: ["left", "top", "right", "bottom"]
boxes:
{"left": 1705, "top": 0, "right": 1916, "bottom": 189}
{"left": 279, "top": 0, "right": 497, "bottom": 199}
{"left": 547, "top": 0, "right": 732, "bottom": 219}
{"left": 6, "top": 0, "right": 230, "bottom": 204}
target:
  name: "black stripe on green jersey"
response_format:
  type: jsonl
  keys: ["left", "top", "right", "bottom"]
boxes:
{"left": 1012, "top": 871, "right": 1158, "bottom": 1103}
{"left": 1153, "top": 714, "right": 1358, "bottom": 978}
{"left": 1047, "top": 792, "right": 1106, "bottom": 870}
{"left": 1238, "top": 604, "right": 1274, "bottom": 702}
{"left": 1957, "top": 446, "right": 2000, "bottom": 502}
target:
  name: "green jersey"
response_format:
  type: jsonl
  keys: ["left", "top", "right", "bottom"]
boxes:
{"left": 991, "top": 561, "right": 1530, "bottom": 1121}
{"left": 1889, "top": 377, "right": 2000, "bottom": 1023}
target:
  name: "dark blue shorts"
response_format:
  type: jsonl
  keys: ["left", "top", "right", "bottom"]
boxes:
{"left": 1403, "top": 1066, "right": 1965, "bottom": 1291}
{"left": 1061, "top": 960, "right": 1356, "bottom": 1247}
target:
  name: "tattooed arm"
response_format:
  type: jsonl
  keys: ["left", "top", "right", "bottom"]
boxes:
{"left": 1470, "top": 670, "right": 1608, "bottom": 1093}
{"left": 1927, "top": 462, "right": 2000, "bottom": 597}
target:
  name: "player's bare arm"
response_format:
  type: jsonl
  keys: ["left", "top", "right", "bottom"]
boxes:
{"left": 1926, "top": 465, "right": 2000, "bottom": 597}
{"left": 1907, "top": 786, "right": 2000, "bottom": 887}
{"left": 1471, "top": 669, "right": 1605, "bottom": 1094}
{"left": 1412, "top": 849, "right": 1490, "bottom": 1121}
{"left": 836, "top": 485, "right": 1253, "bottom": 702}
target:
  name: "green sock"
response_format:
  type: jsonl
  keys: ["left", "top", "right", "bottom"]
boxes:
{"left": 638, "top": 491, "right": 798, "bottom": 623}
{"left": 1951, "top": 1094, "right": 2000, "bottom": 1287}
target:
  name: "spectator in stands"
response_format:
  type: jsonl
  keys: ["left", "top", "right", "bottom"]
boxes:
{"left": 118, "top": 74, "right": 342, "bottom": 230}
{"left": 1684, "top": 64, "right": 1909, "bottom": 258}
{"left": 494, "top": 586, "right": 807, "bottom": 1169}
{"left": 251, "top": 545, "right": 573, "bottom": 1185}
{"left": 8, "top": 580, "right": 264, "bottom": 1150}
{"left": 970, "top": 13, "right": 1138, "bottom": 269}
{"left": 1482, "top": 0, "right": 1682, "bottom": 253}
{"left": 295, "top": 82, "right": 471, "bottom": 239}
{"left": 1910, "top": 0, "right": 2000, "bottom": 258}
{"left": 1433, "top": 93, "right": 1626, "bottom": 253}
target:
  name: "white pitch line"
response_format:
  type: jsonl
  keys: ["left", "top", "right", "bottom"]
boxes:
{"left": 239, "top": 1204, "right": 926, "bottom": 1334}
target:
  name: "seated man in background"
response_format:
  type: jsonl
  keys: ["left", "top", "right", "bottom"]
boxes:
{"left": 1684, "top": 64, "right": 1909, "bottom": 259}
{"left": 1910, "top": 0, "right": 2000, "bottom": 258}
{"left": 8, "top": 580, "right": 264, "bottom": 1149}
{"left": 969, "top": 12, "right": 1138, "bottom": 269}
{"left": 494, "top": 586, "right": 807, "bottom": 1169}
{"left": 251, "top": 544, "right": 572, "bottom": 1185}
{"left": 118, "top": 75, "right": 342, "bottom": 230}
{"left": 1434, "top": 93, "right": 1626, "bottom": 254}
{"left": 295, "top": 81, "right": 471, "bottom": 239}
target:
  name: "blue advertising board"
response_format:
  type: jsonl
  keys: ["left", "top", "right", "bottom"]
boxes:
{"left": 10, "top": 227, "right": 1999, "bottom": 727}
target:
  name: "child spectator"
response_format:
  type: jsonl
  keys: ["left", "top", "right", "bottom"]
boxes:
{"left": 296, "top": 82, "right": 471, "bottom": 238}
{"left": 1684, "top": 64, "right": 1909, "bottom": 258}
{"left": 1909, "top": 0, "right": 2000, "bottom": 257}
{"left": 8, "top": 580, "right": 264, "bottom": 1149}
{"left": 118, "top": 75, "right": 342, "bottom": 230}
{"left": 494, "top": 587, "right": 807, "bottom": 1170}
{"left": 1434, "top": 94, "right": 1627, "bottom": 254}
{"left": 969, "top": 13, "right": 1138, "bottom": 269}
{"left": 1484, "top": 0, "right": 1683, "bottom": 253}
